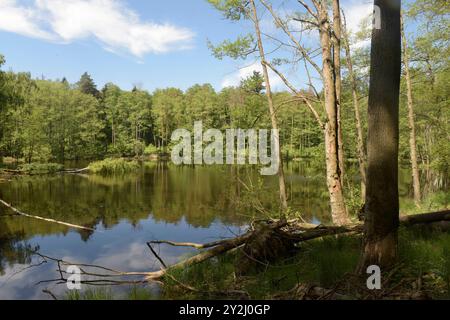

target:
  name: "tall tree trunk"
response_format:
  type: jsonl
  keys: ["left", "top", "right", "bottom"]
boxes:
{"left": 342, "top": 12, "right": 367, "bottom": 200}
{"left": 333, "top": 0, "right": 345, "bottom": 186}
{"left": 318, "top": 2, "right": 350, "bottom": 226}
{"left": 401, "top": 13, "right": 421, "bottom": 206}
{"left": 359, "top": 0, "right": 401, "bottom": 271}
{"left": 249, "top": 0, "right": 288, "bottom": 213}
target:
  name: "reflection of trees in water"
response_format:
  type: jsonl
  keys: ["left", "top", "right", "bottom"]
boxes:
{"left": 0, "top": 229, "right": 37, "bottom": 275}
{"left": 0, "top": 163, "right": 420, "bottom": 270}
{"left": 0, "top": 163, "right": 334, "bottom": 235}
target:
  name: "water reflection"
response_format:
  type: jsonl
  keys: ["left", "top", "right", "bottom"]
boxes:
{"left": 0, "top": 162, "right": 403, "bottom": 299}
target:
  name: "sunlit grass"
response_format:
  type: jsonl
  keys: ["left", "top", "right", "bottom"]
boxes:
{"left": 400, "top": 191, "right": 449, "bottom": 215}
{"left": 161, "top": 229, "right": 450, "bottom": 300}
{"left": 18, "top": 163, "right": 63, "bottom": 175}
{"left": 88, "top": 158, "right": 140, "bottom": 175}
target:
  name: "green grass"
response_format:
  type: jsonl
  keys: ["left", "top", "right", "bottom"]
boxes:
{"left": 18, "top": 162, "right": 63, "bottom": 175}
{"left": 88, "top": 158, "right": 140, "bottom": 175}
{"left": 160, "top": 229, "right": 450, "bottom": 300}
{"left": 126, "top": 286, "right": 157, "bottom": 300}
{"left": 66, "top": 288, "right": 114, "bottom": 300}
{"left": 398, "top": 227, "right": 450, "bottom": 298}
{"left": 62, "top": 226, "right": 450, "bottom": 300}
{"left": 400, "top": 191, "right": 449, "bottom": 215}
{"left": 65, "top": 286, "right": 156, "bottom": 300}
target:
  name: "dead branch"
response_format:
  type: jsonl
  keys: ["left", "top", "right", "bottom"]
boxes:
{"left": 145, "top": 220, "right": 288, "bottom": 280}
{"left": 400, "top": 210, "right": 450, "bottom": 225}
{"left": 42, "top": 289, "right": 58, "bottom": 300}
{"left": 29, "top": 211, "right": 450, "bottom": 289}
{"left": 61, "top": 167, "right": 89, "bottom": 174}
{"left": 0, "top": 199, "right": 95, "bottom": 232}
{"left": 147, "top": 238, "right": 230, "bottom": 250}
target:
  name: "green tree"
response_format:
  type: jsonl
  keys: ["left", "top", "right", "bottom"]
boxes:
{"left": 77, "top": 72, "right": 100, "bottom": 98}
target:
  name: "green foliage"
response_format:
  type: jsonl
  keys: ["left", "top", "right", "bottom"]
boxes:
{"left": 240, "top": 71, "right": 265, "bottom": 94}
{"left": 161, "top": 230, "right": 450, "bottom": 299}
{"left": 400, "top": 191, "right": 450, "bottom": 215}
{"left": 207, "top": 34, "right": 255, "bottom": 60}
{"left": 127, "top": 286, "right": 156, "bottom": 300}
{"left": 144, "top": 144, "right": 159, "bottom": 155}
{"left": 88, "top": 158, "right": 140, "bottom": 175}
{"left": 207, "top": 0, "right": 249, "bottom": 20}
{"left": 18, "top": 163, "right": 63, "bottom": 175}
{"left": 66, "top": 288, "right": 114, "bottom": 300}
{"left": 76, "top": 72, "right": 100, "bottom": 98}
{"left": 399, "top": 228, "right": 450, "bottom": 297}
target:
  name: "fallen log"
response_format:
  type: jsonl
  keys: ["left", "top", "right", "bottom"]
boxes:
{"left": 1, "top": 167, "right": 89, "bottom": 176}
{"left": 146, "top": 210, "right": 450, "bottom": 281}
{"left": 0, "top": 199, "right": 95, "bottom": 232}
{"left": 400, "top": 210, "right": 450, "bottom": 226}
{"left": 145, "top": 220, "right": 288, "bottom": 280}
{"left": 1, "top": 169, "right": 21, "bottom": 174}
{"left": 61, "top": 167, "right": 89, "bottom": 174}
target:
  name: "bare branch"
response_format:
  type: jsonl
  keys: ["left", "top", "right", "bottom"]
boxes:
{"left": 297, "top": 0, "right": 318, "bottom": 19}
{"left": 263, "top": 60, "right": 325, "bottom": 129}
{"left": 259, "top": 0, "right": 323, "bottom": 78}
{"left": 0, "top": 199, "right": 95, "bottom": 232}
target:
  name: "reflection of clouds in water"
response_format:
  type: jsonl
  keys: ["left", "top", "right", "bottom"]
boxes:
{"left": 92, "top": 241, "right": 195, "bottom": 272}
{"left": 0, "top": 260, "right": 67, "bottom": 300}
{"left": 0, "top": 219, "right": 244, "bottom": 299}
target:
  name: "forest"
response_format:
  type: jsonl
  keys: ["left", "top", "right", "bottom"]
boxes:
{"left": 0, "top": 0, "right": 449, "bottom": 301}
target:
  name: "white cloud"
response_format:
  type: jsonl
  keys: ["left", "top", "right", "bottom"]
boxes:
{"left": 0, "top": 0, "right": 194, "bottom": 57}
{"left": 342, "top": 1, "right": 373, "bottom": 50}
{"left": 342, "top": 1, "right": 373, "bottom": 34}
{"left": 221, "top": 61, "right": 284, "bottom": 89}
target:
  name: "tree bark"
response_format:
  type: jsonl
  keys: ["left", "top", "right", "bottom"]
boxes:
{"left": 318, "top": 2, "right": 350, "bottom": 226}
{"left": 249, "top": 0, "right": 288, "bottom": 213}
{"left": 333, "top": 0, "right": 345, "bottom": 186}
{"left": 342, "top": 11, "right": 368, "bottom": 200}
{"left": 359, "top": 0, "right": 402, "bottom": 271}
{"left": 401, "top": 13, "right": 422, "bottom": 205}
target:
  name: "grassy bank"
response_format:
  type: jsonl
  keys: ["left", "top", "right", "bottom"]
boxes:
{"left": 64, "top": 227, "right": 449, "bottom": 300}
{"left": 18, "top": 163, "right": 64, "bottom": 175}
{"left": 159, "top": 228, "right": 449, "bottom": 300}
{"left": 88, "top": 158, "right": 140, "bottom": 175}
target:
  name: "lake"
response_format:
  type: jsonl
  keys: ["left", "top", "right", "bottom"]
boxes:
{"left": 0, "top": 162, "right": 415, "bottom": 299}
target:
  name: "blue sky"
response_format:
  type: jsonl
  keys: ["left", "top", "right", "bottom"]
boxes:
{"left": 0, "top": 0, "right": 402, "bottom": 93}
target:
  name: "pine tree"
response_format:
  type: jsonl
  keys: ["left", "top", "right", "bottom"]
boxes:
{"left": 77, "top": 72, "right": 100, "bottom": 98}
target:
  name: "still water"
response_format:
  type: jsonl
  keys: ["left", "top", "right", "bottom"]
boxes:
{"left": 0, "top": 162, "right": 413, "bottom": 299}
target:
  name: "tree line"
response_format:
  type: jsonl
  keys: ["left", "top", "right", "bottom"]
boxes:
{"left": 0, "top": 0, "right": 447, "bottom": 234}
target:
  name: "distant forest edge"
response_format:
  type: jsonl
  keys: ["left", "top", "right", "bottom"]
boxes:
{"left": 0, "top": 60, "right": 448, "bottom": 189}
{"left": 0, "top": 0, "right": 448, "bottom": 198}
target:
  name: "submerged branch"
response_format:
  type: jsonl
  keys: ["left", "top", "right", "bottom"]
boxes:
{"left": 0, "top": 199, "right": 95, "bottom": 232}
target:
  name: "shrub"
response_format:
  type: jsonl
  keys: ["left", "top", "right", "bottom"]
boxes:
{"left": 144, "top": 144, "right": 160, "bottom": 155}
{"left": 88, "top": 158, "right": 140, "bottom": 174}
{"left": 18, "top": 163, "right": 64, "bottom": 175}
